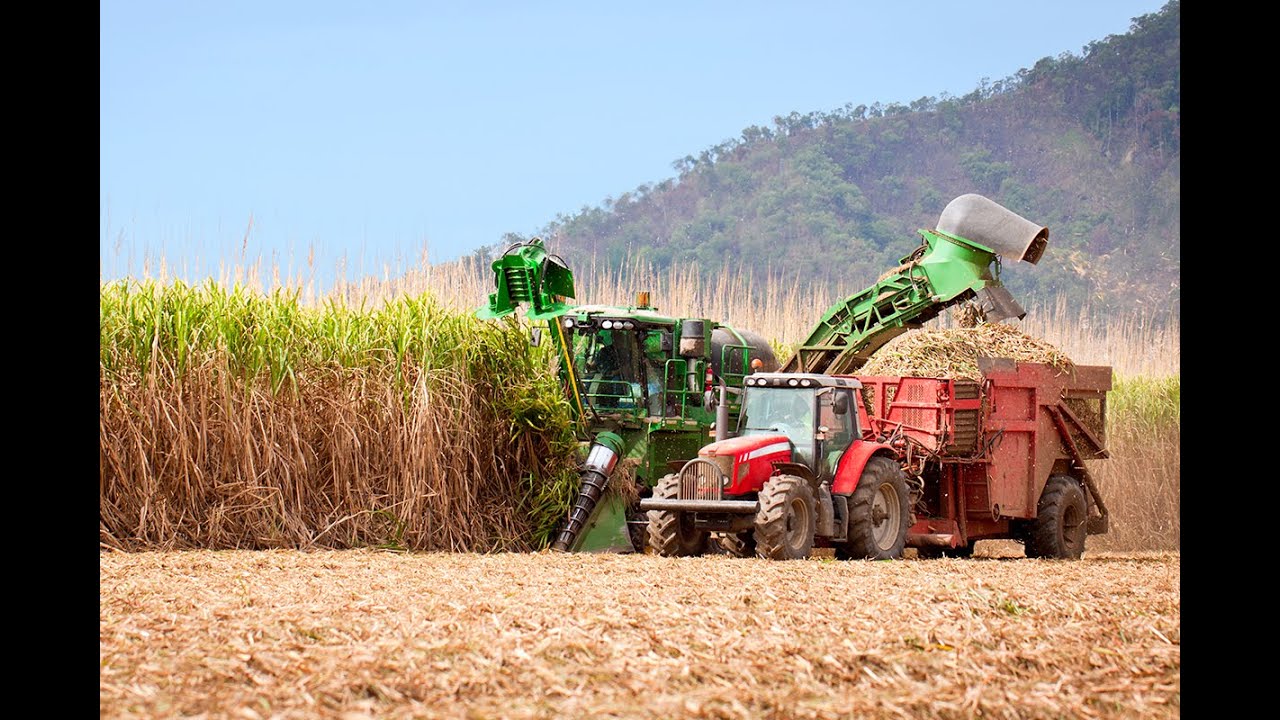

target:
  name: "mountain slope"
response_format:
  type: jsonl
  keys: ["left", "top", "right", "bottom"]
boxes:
{"left": 508, "top": 1, "right": 1179, "bottom": 315}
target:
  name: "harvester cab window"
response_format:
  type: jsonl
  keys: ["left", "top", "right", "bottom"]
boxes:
{"left": 641, "top": 331, "right": 668, "bottom": 417}
{"left": 592, "top": 343, "right": 620, "bottom": 377}
{"left": 579, "top": 330, "right": 644, "bottom": 410}
{"left": 816, "top": 388, "right": 855, "bottom": 481}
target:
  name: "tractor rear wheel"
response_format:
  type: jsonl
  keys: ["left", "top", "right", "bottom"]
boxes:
{"left": 715, "top": 531, "right": 757, "bottom": 558}
{"left": 646, "top": 473, "right": 709, "bottom": 556}
{"left": 1025, "top": 474, "right": 1087, "bottom": 559}
{"left": 753, "top": 475, "right": 816, "bottom": 560}
{"left": 836, "top": 456, "right": 910, "bottom": 560}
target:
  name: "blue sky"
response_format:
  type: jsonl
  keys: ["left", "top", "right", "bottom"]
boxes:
{"left": 100, "top": 0, "right": 1170, "bottom": 288}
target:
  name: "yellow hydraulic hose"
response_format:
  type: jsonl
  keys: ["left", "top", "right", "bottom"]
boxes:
{"left": 552, "top": 317, "right": 587, "bottom": 427}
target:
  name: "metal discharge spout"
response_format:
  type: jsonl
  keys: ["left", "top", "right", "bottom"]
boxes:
{"left": 936, "top": 193, "right": 1048, "bottom": 265}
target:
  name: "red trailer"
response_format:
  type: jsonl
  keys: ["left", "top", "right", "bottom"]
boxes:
{"left": 855, "top": 357, "right": 1111, "bottom": 558}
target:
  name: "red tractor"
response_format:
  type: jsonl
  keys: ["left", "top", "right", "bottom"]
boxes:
{"left": 639, "top": 360, "right": 1111, "bottom": 560}
{"left": 639, "top": 373, "right": 914, "bottom": 560}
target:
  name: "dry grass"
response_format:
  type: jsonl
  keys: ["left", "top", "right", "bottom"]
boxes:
{"left": 101, "top": 253, "right": 1178, "bottom": 553}
{"left": 100, "top": 549, "right": 1180, "bottom": 720}
{"left": 334, "top": 255, "right": 1178, "bottom": 379}
{"left": 1086, "top": 376, "right": 1180, "bottom": 552}
{"left": 100, "top": 360, "right": 546, "bottom": 552}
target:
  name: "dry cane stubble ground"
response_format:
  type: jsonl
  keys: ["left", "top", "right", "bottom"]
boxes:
{"left": 100, "top": 550, "right": 1179, "bottom": 719}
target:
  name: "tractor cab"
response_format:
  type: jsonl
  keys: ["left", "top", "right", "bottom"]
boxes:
{"left": 739, "top": 373, "right": 860, "bottom": 479}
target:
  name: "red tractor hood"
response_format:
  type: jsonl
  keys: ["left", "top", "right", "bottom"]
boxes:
{"left": 700, "top": 434, "right": 790, "bottom": 458}
{"left": 698, "top": 434, "right": 793, "bottom": 495}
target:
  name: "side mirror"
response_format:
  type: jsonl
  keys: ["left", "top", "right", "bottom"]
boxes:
{"left": 530, "top": 327, "right": 543, "bottom": 347}
{"left": 833, "top": 394, "right": 849, "bottom": 415}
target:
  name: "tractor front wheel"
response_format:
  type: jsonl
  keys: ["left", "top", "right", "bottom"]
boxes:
{"left": 646, "top": 473, "right": 709, "bottom": 556}
{"left": 1024, "top": 474, "right": 1088, "bottom": 560}
{"left": 754, "top": 475, "right": 816, "bottom": 560}
{"left": 715, "top": 530, "right": 757, "bottom": 558}
{"left": 836, "top": 456, "right": 910, "bottom": 560}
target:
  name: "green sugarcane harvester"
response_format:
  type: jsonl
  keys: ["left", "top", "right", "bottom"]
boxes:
{"left": 476, "top": 239, "right": 781, "bottom": 551}
{"left": 476, "top": 194, "right": 1048, "bottom": 552}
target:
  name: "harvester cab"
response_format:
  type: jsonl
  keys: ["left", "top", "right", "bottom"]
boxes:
{"left": 475, "top": 238, "right": 779, "bottom": 553}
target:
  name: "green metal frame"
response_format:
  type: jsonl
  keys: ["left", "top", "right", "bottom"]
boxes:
{"left": 781, "top": 230, "right": 1004, "bottom": 375}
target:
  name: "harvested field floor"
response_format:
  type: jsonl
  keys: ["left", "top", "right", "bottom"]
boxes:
{"left": 100, "top": 550, "right": 1179, "bottom": 719}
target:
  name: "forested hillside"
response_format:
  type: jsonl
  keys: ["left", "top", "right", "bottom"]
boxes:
{"left": 498, "top": 1, "right": 1178, "bottom": 316}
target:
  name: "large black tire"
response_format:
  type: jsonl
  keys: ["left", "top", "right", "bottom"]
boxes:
{"left": 836, "top": 456, "right": 910, "bottom": 560}
{"left": 646, "top": 473, "right": 709, "bottom": 556}
{"left": 1025, "top": 474, "right": 1087, "bottom": 560}
{"left": 715, "top": 531, "right": 757, "bottom": 558}
{"left": 754, "top": 475, "right": 816, "bottom": 560}
{"left": 628, "top": 519, "right": 648, "bottom": 554}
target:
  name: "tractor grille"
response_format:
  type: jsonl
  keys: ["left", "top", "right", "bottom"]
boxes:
{"left": 679, "top": 458, "right": 726, "bottom": 501}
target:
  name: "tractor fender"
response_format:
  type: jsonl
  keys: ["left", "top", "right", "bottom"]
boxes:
{"left": 831, "top": 441, "right": 899, "bottom": 495}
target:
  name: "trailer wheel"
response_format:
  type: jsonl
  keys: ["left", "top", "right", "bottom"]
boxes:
{"left": 646, "top": 473, "right": 709, "bottom": 556}
{"left": 715, "top": 531, "right": 757, "bottom": 558}
{"left": 1025, "top": 474, "right": 1087, "bottom": 560}
{"left": 836, "top": 456, "right": 910, "bottom": 560}
{"left": 754, "top": 475, "right": 816, "bottom": 560}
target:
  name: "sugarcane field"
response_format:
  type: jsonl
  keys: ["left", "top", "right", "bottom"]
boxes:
{"left": 102, "top": 4, "right": 1180, "bottom": 717}
{"left": 100, "top": 237, "right": 1180, "bottom": 718}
